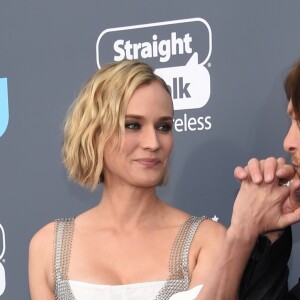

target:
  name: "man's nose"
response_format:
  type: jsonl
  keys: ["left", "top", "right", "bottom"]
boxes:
{"left": 283, "top": 123, "right": 297, "bottom": 153}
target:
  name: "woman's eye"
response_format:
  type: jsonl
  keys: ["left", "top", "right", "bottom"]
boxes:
{"left": 157, "top": 123, "right": 172, "bottom": 132}
{"left": 125, "top": 122, "right": 140, "bottom": 130}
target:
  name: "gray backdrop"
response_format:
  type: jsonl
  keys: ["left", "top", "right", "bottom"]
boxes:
{"left": 1, "top": 1, "right": 300, "bottom": 299}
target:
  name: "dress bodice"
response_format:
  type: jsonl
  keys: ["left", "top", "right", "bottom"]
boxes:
{"left": 68, "top": 280, "right": 203, "bottom": 300}
{"left": 53, "top": 216, "right": 207, "bottom": 300}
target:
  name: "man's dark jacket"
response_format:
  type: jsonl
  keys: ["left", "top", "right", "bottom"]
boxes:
{"left": 239, "top": 227, "right": 300, "bottom": 300}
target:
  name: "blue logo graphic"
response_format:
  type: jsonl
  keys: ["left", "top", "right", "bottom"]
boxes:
{"left": 0, "top": 78, "right": 9, "bottom": 137}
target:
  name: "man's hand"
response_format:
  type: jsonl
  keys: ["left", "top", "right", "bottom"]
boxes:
{"left": 234, "top": 157, "right": 300, "bottom": 212}
{"left": 232, "top": 157, "right": 300, "bottom": 242}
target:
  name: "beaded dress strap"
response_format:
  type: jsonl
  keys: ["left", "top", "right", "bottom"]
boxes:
{"left": 53, "top": 218, "right": 76, "bottom": 300}
{"left": 154, "top": 215, "right": 209, "bottom": 300}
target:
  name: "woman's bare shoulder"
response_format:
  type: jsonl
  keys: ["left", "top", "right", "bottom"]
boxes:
{"left": 29, "top": 221, "right": 56, "bottom": 258}
{"left": 198, "top": 218, "right": 226, "bottom": 235}
{"left": 191, "top": 218, "right": 227, "bottom": 259}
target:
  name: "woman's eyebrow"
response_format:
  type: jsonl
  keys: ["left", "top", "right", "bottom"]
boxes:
{"left": 125, "top": 115, "right": 173, "bottom": 121}
{"left": 125, "top": 114, "right": 144, "bottom": 119}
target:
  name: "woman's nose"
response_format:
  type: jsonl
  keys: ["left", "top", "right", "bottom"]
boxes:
{"left": 141, "top": 128, "right": 160, "bottom": 151}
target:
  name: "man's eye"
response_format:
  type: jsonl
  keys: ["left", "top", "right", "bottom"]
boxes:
{"left": 125, "top": 122, "right": 140, "bottom": 130}
{"left": 157, "top": 123, "right": 173, "bottom": 132}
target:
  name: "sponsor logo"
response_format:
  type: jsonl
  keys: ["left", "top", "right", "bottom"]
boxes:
{"left": 0, "top": 225, "right": 5, "bottom": 296}
{"left": 96, "top": 18, "right": 212, "bottom": 132}
{"left": 155, "top": 52, "right": 210, "bottom": 110}
{"left": 0, "top": 78, "right": 9, "bottom": 137}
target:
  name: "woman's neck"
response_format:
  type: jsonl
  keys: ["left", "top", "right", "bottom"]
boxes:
{"left": 95, "top": 184, "right": 165, "bottom": 230}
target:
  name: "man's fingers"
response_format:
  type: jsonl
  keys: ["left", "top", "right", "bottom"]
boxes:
{"left": 276, "top": 157, "right": 286, "bottom": 168}
{"left": 276, "top": 164, "right": 296, "bottom": 180}
{"left": 235, "top": 157, "right": 295, "bottom": 185}
{"left": 263, "top": 157, "right": 277, "bottom": 183}
{"left": 281, "top": 208, "right": 300, "bottom": 228}
{"left": 248, "top": 158, "right": 263, "bottom": 184}
{"left": 290, "top": 180, "right": 300, "bottom": 206}
{"left": 234, "top": 166, "right": 248, "bottom": 181}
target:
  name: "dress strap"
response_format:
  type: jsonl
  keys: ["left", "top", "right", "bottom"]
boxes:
{"left": 53, "top": 218, "right": 76, "bottom": 300}
{"left": 154, "top": 215, "right": 209, "bottom": 300}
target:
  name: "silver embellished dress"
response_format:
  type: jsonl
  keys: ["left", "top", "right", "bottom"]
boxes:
{"left": 53, "top": 216, "right": 208, "bottom": 300}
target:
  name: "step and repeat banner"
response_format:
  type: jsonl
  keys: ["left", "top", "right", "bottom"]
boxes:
{"left": 1, "top": 1, "right": 300, "bottom": 298}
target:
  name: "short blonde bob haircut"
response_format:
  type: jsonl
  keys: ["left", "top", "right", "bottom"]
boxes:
{"left": 62, "top": 60, "right": 171, "bottom": 190}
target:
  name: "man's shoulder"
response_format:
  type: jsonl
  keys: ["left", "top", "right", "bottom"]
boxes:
{"left": 288, "top": 279, "right": 300, "bottom": 299}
